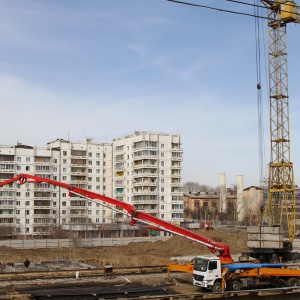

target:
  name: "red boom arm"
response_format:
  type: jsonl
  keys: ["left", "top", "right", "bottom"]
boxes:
{"left": 0, "top": 174, "right": 233, "bottom": 263}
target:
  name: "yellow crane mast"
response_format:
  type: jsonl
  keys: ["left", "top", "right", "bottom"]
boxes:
{"left": 261, "top": 1, "right": 299, "bottom": 242}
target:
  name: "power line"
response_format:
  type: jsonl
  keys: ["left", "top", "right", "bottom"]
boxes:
{"left": 166, "top": 0, "right": 300, "bottom": 20}
{"left": 166, "top": 0, "right": 270, "bottom": 19}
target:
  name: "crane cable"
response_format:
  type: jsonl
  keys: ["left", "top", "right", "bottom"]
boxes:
{"left": 254, "top": 0, "right": 266, "bottom": 191}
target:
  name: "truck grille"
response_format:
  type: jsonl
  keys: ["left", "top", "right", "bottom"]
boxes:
{"left": 193, "top": 274, "right": 204, "bottom": 281}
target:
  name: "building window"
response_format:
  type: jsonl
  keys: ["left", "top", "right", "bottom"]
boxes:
{"left": 161, "top": 161, "right": 164, "bottom": 166}
{"left": 96, "top": 218, "right": 100, "bottom": 222}
{"left": 161, "top": 144, "right": 164, "bottom": 148}
{"left": 62, "top": 201, "right": 66, "bottom": 206}
{"left": 53, "top": 159, "right": 58, "bottom": 164}
{"left": 161, "top": 214, "right": 164, "bottom": 218}
{"left": 62, "top": 193, "right": 67, "bottom": 197}
{"left": 26, "top": 157, "right": 30, "bottom": 162}
{"left": 25, "top": 192, "right": 30, "bottom": 197}
{"left": 63, "top": 159, "right": 67, "bottom": 164}
{"left": 96, "top": 153, "right": 100, "bottom": 158}
{"left": 88, "top": 153, "right": 92, "bottom": 157}
{"left": 63, "top": 151, "right": 67, "bottom": 156}
{"left": 161, "top": 170, "right": 164, "bottom": 175}
{"left": 26, "top": 166, "right": 30, "bottom": 171}
{"left": 62, "top": 210, "right": 66, "bottom": 215}
{"left": 88, "top": 210, "right": 92, "bottom": 215}
{"left": 62, "top": 176, "right": 67, "bottom": 181}
{"left": 17, "top": 157, "right": 21, "bottom": 162}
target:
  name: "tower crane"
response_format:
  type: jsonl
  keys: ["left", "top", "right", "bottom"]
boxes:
{"left": 260, "top": 1, "right": 299, "bottom": 242}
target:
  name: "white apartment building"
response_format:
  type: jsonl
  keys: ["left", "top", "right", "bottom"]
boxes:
{"left": 112, "top": 132, "right": 184, "bottom": 224}
{"left": 0, "top": 132, "right": 183, "bottom": 238}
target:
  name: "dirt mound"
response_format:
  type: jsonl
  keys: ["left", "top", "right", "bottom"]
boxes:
{"left": 0, "top": 229, "right": 248, "bottom": 268}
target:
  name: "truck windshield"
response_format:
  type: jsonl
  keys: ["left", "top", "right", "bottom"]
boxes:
{"left": 193, "top": 257, "right": 208, "bottom": 272}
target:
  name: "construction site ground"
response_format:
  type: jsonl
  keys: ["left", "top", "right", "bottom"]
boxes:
{"left": 0, "top": 229, "right": 249, "bottom": 298}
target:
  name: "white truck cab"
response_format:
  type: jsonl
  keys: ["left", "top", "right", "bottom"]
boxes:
{"left": 193, "top": 256, "right": 223, "bottom": 292}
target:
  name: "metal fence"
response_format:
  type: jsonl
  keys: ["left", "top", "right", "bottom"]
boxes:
{"left": 0, "top": 235, "right": 171, "bottom": 250}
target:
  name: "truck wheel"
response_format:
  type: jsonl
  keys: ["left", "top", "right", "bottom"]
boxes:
{"left": 287, "top": 277, "right": 298, "bottom": 287}
{"left": 276, "top": 279, "right": 287, "bottom": 288}
{"left": 229, "top": 280, "right": 241, "bottom": 291}
{"left": 212, "top": 282, "right": 222, "bottom": 293}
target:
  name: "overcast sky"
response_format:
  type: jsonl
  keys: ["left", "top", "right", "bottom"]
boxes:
{"left": 0, "top": 0, "right": 299, "bottom": 188}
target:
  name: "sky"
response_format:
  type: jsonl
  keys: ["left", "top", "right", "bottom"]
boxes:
{"left": 0, "top": 0, "right": 299, "bottom": 188}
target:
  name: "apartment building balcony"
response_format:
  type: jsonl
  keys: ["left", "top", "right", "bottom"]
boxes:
{"left": 70, "top": 180, "right": 87, "bottom": 185}
{"left": 171, "top": 156, "right": 183, "bottom": 162}
{"left": 70, "top": 171, "right": 87, "bottom": 177}
{"left": 69, "top": 206, "right": 87, "bottom": 210}
{"left": 133, "top": 181, "right": 158, "bottom": 187}
{"left": 133, "top": 146, "right": 158, "bottom": 152}
{"left": 0, "top": 165, "right": 15, "bottom": 173}
{"left": 171, "top": 182, "right": 182, "bottom": 187}
{"left": 33, "top": 197, "right": 52, "bottom": 201}
{"left": 0, "top": 191, "right": 16, "bottom": 199}
{"left": 33, "top": 199, "right": 51, "bottom": 208}
{"left": 132, "top": 199, "right": 158, "bottom": 206}
{"left": 133, "top": 190, "right": 158, "bottom": 195}
{"left": 34, "top": 161, "right": 51, "bottom": 166}
{"left": 133, "top": 172, "right": 158, "bottom": 178}
{"left": 138, "top": 208, "right": 158, "bottom": 215}
{"left": 114, "top": 164, "right": 124, "bottom": 172}
{"left": 171, "top": 164, "right": 182, "bottom": 170}
{"left": 0, "top": 217, "right": 15, "bottom": 224}
{"left": 69, "top": 213, "right": 88, "bottom": 218}
{"left": 133, "top": 164, "right": 158, "bottom": 170}
{"left": 115, "top": 182, "right": 124, "bottom": 188}
{"left": 33, "top": 214, "right": 52, "bottom": 218}
{"left": 0, "top": 211, "right": 15, "bottom": 217}
{"left": 115, "top": 171, "right": 125, "bottom": 178}
{"left": 0, "top": 174, "right": 15, "bottom": 181}
{"left": 71, "top": 159, "right": 86, "bottom": 166}
{"left": 171, "top": 147, "right": 183, "bottom": 152}
{"left": 0, "top": 204, "right": 15, "bottom": 209}
{"left": 171, "top": 173, "right": 182, "bottom": 178}
{"left": 0, "top": 155, "right": 14, "bottom": 163}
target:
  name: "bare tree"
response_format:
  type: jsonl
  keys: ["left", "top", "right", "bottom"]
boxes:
{"left": 183, "top": 182, "right": 219, "bottom": 194}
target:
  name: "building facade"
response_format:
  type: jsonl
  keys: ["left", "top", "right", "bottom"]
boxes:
{"left": 0, "top": 131, "right": 183, "bottom": 238}
{"left": 112, "top": 132, "right": 184, "bottom": 224}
